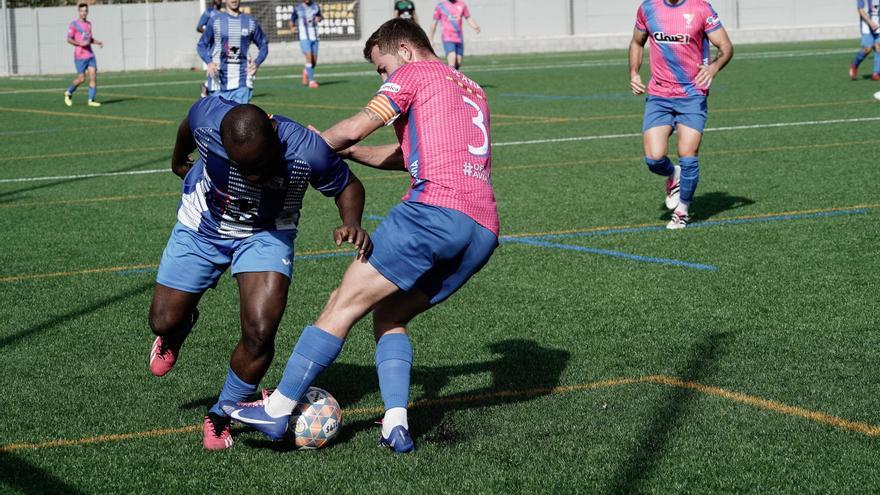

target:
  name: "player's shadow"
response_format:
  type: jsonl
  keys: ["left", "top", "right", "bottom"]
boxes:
{"left": 658, "top": 191, "right": 754, "bottom": 222}
{"left": 96, "top": 98, "right": 131, "bottom": 105}
{"left": 0, "top": 155, "right": 169, "bottom": 203}
{"left": 0, "top": 451, "right": 85, "bottom": 494}
{"left": 239, "top": 339, "right": 569, "bottom": 451}
{"left": 606, "top": 331, "right": 734, "bottom": 494}
{"left": 0, "top": 281, "right": 153, "bottom": 350}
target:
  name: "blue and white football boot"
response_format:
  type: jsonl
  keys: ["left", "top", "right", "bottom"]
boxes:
{"left": 221, "top": 400, "right": 289, "bottom": 441}
{"left": 378, "top": 425, "right": 414, "bottom": 453}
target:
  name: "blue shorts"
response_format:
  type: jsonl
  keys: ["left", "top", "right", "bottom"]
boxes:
{"left": 443, "top": 41, "right": 464, "bottom": 56}
{"left": 300, "top": 39, "right": 319, "bottom": 55}
{"left": 367, "top": 201, "right": 498, "bottom": 305}
{"left": 861, "top": 33, "right": 880, "bottom": 47}
{"left": 643, "top": 95, "right": 708, "bottom": 133}
{"left": 156, "top": 222, "right": 296, "bottom": 293}
{"left": 74, "top": 57, "right": 97, "bottom": 74}
{"left": 209, "top": 87, "right": 252, "bottom": 104}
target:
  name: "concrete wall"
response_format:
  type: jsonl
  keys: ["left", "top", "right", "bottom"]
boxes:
{"left": 1, "top": 0, "right": 861, "bottom": 75}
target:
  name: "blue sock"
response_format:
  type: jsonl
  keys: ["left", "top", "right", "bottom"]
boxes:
{"left": 679, "top": 156, "right": 700, "bottom": 203}
{"left": 305, "top": 64, "right": 315, "bottom": 81}
{"left": 276, "top": 325, "right": 343, "bottom": 402}
{"left": 873, "top": 51, "right": 880, "bottom": 75}
{"left": 854, "top": 49, "right": 868, "bottom": 67}
{"left": 87, "top": 86, "right": 96, "bottom": 101}
{"left": 66, "top": 85, "right": 77, "bottom": 95}
{"left": 375, "top": 333, "right": 413, "bottom": 411}
{"left": 209, "top": 368, "right": 257, "bottom": 416}
{"left": 645, "top": 156, "right": 674, "bottom": 177}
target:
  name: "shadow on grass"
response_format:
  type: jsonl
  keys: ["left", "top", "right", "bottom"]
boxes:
{"left": 241, "top": 338, "right": 570, "bottom": 450}
{"left": 607, "top": 332, "right": 734, "bottom": 494}
{"left": 0, "top": 155, "right": 170, "bottom": 203}
{"left": 0, "top": 281, "right": 153, "bottom": 349}
{"left": 658, "top": 191, "right": 754, "bottom": 221}
{"left": 0, "top": 452, "right": 84, "bottom": 494}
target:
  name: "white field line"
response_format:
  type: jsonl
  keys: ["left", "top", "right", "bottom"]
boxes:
{"left": 0, "top": 48, "right": 854, "bottom": 95}
{"left": 0, "top": 114, "right": 873, "bottom": 184}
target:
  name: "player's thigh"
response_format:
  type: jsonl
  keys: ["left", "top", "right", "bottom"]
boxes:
{"left": 372, "top": 290, "right": 432, "bottom": 340}
{"left": 86, "top": 66, "right": 97, "bottom": 82}
{"left": 315, "top": 258, "right": 402, "bottom": 338}
{"left": 675, "top": 124, "right": 704, "bottom": 156}
{"left": 236, "top": 271, "right": 290, "bottom": 336}
{"left": 642, "top": 125, "right": 673, "bottom": 159}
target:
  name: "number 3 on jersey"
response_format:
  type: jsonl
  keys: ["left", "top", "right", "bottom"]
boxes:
{"left": 462, "top": 96, "right": 489, "bottom": 157}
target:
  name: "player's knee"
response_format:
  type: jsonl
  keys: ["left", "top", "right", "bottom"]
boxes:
{"left": 149, "top": 310, "right": 181, "bottom": 336}
{"left": 240, "top": 320, "right": 277, "bottom": 356}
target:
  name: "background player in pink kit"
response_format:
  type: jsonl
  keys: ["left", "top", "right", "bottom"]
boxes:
{"left": 430, "top": 0, "right": 480, "bottom": 69}
{"left": 64, "top": 3, "right": 104, "bottom": 107}
{"left": 629, "top": 0, "right": 733, "bottom": 229}
{"left": 226, "top": 18, "right": 499, "bottom": 454}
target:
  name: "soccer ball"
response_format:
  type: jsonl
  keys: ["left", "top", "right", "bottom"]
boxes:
{"left": 289, "top": 387, "right": 342, "bottom": 449}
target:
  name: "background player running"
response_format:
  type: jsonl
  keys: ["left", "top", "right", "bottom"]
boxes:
{"left": 225, "top": 18, "right": 499, "bottom": 454}
{"left": 196, "top": 0, "right": 224, "bottom": 98}
{"left": 290, "top": 0, "right": 323, "bottom": 88}
{"left": 850, "top": 0, "right": 880, "bottom": 80}
{"left": 64, "top": 3, "right": 103, "bottom": 108}
{"left": 197, "top": 0, "right": 268, "bottom": 103}
{"left": 629, "top": 0, "right": 733, "bottom": 229}
{"left": 430, "top": 0, "right": 480, "bottom": 70}
{"left": 148, "top": 99, "right": 369, "bottom": 450}
{"left": 393, "top": 0, "right": 419, "bottom": 24}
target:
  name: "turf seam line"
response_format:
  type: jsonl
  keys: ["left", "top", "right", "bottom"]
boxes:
{"left": 2, "top": 373, "right": 876, "bottom": 453}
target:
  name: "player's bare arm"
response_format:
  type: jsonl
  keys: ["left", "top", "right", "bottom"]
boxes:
{"left": 171, "top": 118, "right": 197, "bottom": 179}
{"left": 320, "top": 107, "right": 385, "bottom": 152}
{"left": 695, "top": 27, "right": 734, "bottom": 88}
{"left": 332, "top": 175, "right": 371, "bottom": 257}
{"left": 629, "top": 28, "right": 648, "bottom": 95}
{"left": 467, "top": 17, "right": 480, "bottom": 34}
{"left": 342, "top": 143, "right": 405, "bottom": 171}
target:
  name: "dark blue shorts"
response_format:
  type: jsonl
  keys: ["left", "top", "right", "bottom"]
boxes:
{"left": 156, "top": 222, "right": 296, "bottom": 293}
{"left": 643, "top": 95, "right": 708, "bottom": 133}
{"left": 367, "top": 202, "right": 497, "bottom": 305}
{"left": 443, "top": 41, "right": 464, "bottom": 56}
{"left": 74, "top": 57, "right": 97, "bottom": 74}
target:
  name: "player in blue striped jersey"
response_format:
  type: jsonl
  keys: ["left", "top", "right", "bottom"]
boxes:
{"left": 850, "top": 0, "right": 880, "bottom": 80}
{"left": 197, "top": 0, "right": 268, "bottom": 103}
{"left": 148, "top": 98, "right": 370, "bottom": 450}
{"left": 196, "top": 0, "right": 223, "bottom": 98}
{"left": 290, "top": 0, "right": 323, "bottom": 88}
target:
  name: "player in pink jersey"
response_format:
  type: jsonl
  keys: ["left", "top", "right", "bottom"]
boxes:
{"left": 65, "top": 3, "right": 104, "bottom": 108}
{"left": 629, "top": 0, "right": 733, "bottom": 228}
{"left": 224, "top": 18, "right": 499, "bottom": 454}
{"left": 430, "top": 0, "right": 480, "bottom": 69}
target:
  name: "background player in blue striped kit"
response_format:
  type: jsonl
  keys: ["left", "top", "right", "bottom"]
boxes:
{"left": 147, "top": 99, "right": 370, "bottom": 450}
{"left": 850, "top": 0, "right": 880, "bottom": 80}
{"left": 197, "top": 0, "right": 268, "bottom": 103}
{"left": 290, "top": 0, "right": 323, "bottom": 88}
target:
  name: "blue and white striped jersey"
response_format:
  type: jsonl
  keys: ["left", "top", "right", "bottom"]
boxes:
{"left": 197, "top": 12, "right": 269, "bottom": 91}
{"left": 179, "top": 97, "right": 352, "bottom": 239}
{"left": 859, "top": 0, "right": 880, "bottom": 34}
{"left": 291, "top": 2, "right": 322, "bottom": 41}
{"left": 196, "top": 6, "right": 221, "bottom": 32}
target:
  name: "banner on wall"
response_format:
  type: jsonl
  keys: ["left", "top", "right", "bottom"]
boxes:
{"left": 241, "top": 0, "right": 360, "bottom": 44}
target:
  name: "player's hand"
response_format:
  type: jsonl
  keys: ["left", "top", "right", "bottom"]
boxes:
{"left": 247, "top": 61, "right": 258, "bottom": 76}
{"left": 695, "top": 64, "right": 718, "bottom": 88}
{"left": 206, "top": 62, "right": 219, "bottom": 77}
{"left": 872, "top": 20, "right": 880, "bottom": 31}
{"left": 306, "top": 124, "right": 323, "bottom": 135}
{"left": 95, "top": 41, "right": 104, "bottom": 48}
{"left": 333, "top": 225, "right": 371, "bottom": 258}
{"left": 630, "top": 74, "right": 646, "bottom": 95}
{"left": 474, "top": 26, "right": 481, "bottom": 34}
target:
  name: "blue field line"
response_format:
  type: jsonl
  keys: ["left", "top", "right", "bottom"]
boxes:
{"left": 505, "top": 237, "right": 718, "bottom": 271}
{"left": 521, "top": 208, "right": 868, "bottom": 242}
{"left": 115, "top": 251, "right": 354, "bottom": 276}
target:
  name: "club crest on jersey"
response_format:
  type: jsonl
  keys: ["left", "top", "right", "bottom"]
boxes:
{"left": 653, "top": 32, "right": 690, "bottom": 44}
{"left": 683, "top": 13, "right": 694, "bottom": 27}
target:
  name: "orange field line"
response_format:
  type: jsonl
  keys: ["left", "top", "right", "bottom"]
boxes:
{"left": 0, "top": 192, "right": 179, "bottom": 209}
{"left": 0, "top": 146, "right": 167, "bottom": 162}
{"left": 99, "top": 92, "right": 362, "bottom": 112}
{"left": 2, "top": 374, "right": 876, "bottom": 452}
{"left": 0, "top": 106, "right": 174, "bottom": 125}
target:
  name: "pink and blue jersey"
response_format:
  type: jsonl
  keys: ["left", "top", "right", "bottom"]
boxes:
{"left": 635, "top": 0, "right": 722, "bottom": 98}
{"left": 433, "top": 1, "right": 470, "bottom": 44}
{"left": 367, "top": 60, "right": 498, "bottom": 236}
{"left": 179, "top": 97, "right": 352, "bottom": 239}
{"left": 197, "top": 12, "right": 268, "bottom": 91}
{"left": 67, "top": 19, "right": 94, "bottom": 60}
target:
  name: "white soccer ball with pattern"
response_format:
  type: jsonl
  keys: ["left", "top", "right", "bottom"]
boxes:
{"left": 289, "top": 387, "right": 342, "bottom": 449}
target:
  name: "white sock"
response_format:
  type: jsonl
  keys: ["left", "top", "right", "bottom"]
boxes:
{"left": 382, "top": 407, "right": 408, "bottom": 437}
{"left": 676, "top": 201, "right": 690, "bottom": 215}
{"left": 265, "top": 390, "right": 297, "bottom": 418}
